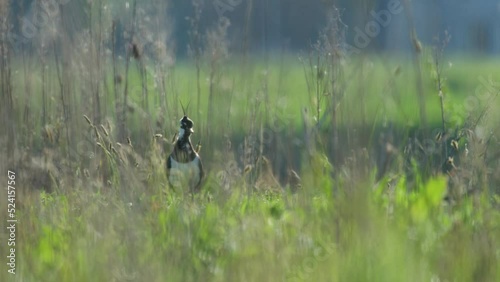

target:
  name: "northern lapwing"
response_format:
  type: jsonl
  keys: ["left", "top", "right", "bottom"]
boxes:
{"left": 166, "top": 115, "right": 204, "bottom": 192}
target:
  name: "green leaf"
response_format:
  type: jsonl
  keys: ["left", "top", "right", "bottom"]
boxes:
{"left": 424, "top": 176, "right": 448, "bottom": 207}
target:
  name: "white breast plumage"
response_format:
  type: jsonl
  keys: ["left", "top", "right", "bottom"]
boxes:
{"left": 168, "top": 156, "right": 201, "bottom": 190}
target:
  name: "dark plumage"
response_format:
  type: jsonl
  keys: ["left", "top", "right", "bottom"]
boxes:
{"left": 166, "top": 116, "right": 204, "bottom": 192}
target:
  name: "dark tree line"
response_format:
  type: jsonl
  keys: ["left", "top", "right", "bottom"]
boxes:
{"left": 6, "top": 0, "right": 399, "bottom": 56}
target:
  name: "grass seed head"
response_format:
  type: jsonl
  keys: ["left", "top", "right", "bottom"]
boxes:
{"left": 288, "top": 169, "right": 302, "bottom": 192}
{"left": 451, "top": 140, "right": 459, "bottom": 151}
{"left": 97, "top": 142, "right": 105, "bottom": 150}
{"left": 83, "top": 115, "right": 92, "bottom": 126}
{"left": 43, "top": 125, "right": 54, "bottom": 143}
{"left": 413, "top": 38, "right": 422, "bottom": 53}
{"left": 100, "top": 124, "right": 109, "bottom": 136}
{"left": 435, "top": 131, "right": 443, "bottom": 142}
{"left": 94, "top": 126, "right": 101, "bottom": 139}
{"left": 244, "top": 164, "right": 253, "bottom": 174}
{"left": 447, "top": 156, "right": 456, "bottom": 168}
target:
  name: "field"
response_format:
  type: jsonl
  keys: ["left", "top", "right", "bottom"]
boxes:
{"left": 0, "top": 51, "right": 499, "bottom": 281}
{"left": 1, "top": 2, "right": 500, "bottom": 281}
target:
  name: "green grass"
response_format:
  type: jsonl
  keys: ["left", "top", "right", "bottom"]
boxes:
{"left": 12, "top": 54, "right": 500, "bottom": 133}
{"left": 5, "top": 168, "right": 499, "bottom": 282}
{"left": 2, "top": 53, "right": 500, "bottom": 281}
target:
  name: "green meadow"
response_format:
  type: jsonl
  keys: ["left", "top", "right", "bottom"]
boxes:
{"left": 1, "top": 52, "right": 499, "bottom": 281}
{"left": 1, "top": 1, "right": 500, "bottom": 279}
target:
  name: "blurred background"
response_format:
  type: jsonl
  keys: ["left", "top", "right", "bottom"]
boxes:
{"left": 5, "top": 0, "right": 500, "bottom": 55}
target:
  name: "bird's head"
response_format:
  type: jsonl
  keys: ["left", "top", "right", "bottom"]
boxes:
{"left": 179, "top": 115, "right": 194, "bottom": 138}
